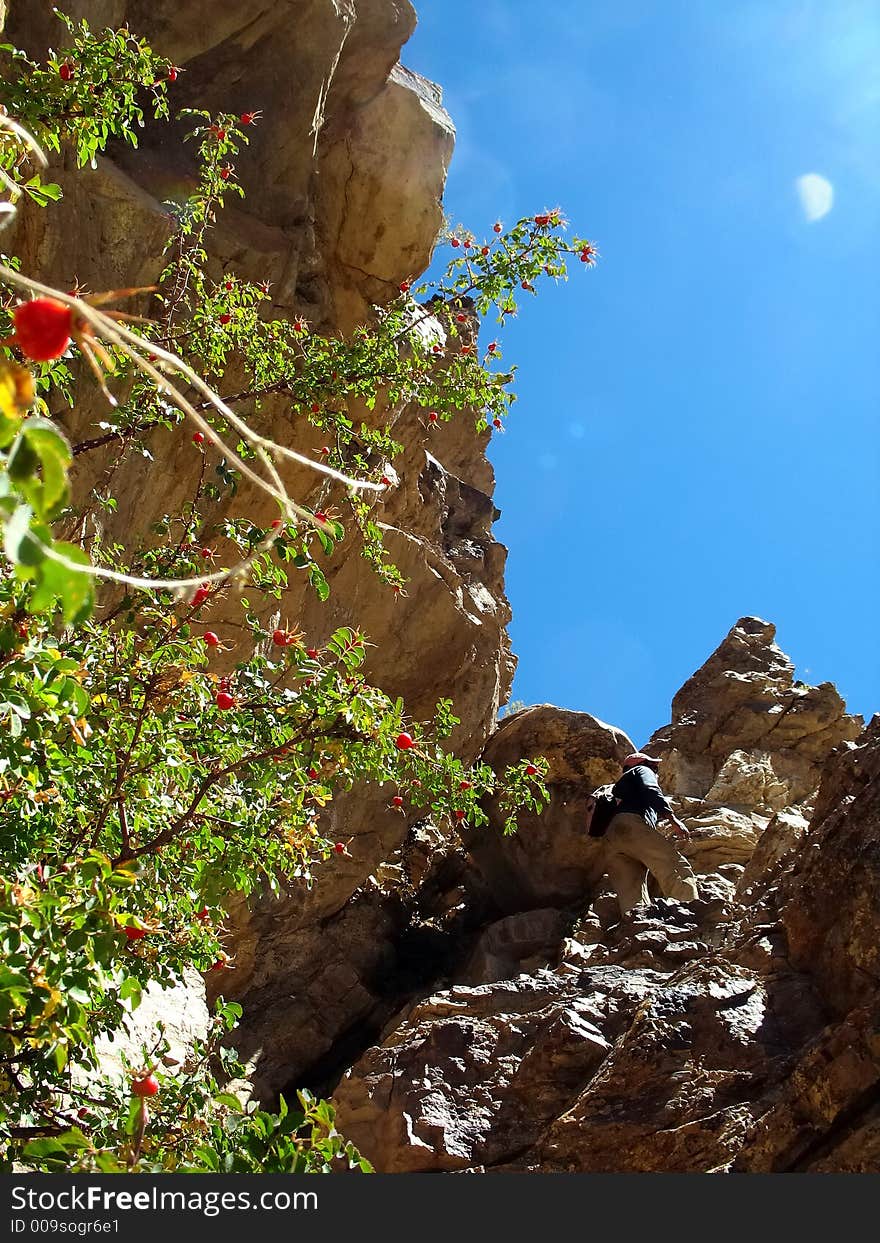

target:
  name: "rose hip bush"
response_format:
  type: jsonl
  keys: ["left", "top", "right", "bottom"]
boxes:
{"left": 0, "top": 10, "right": 594, "bottom": 1173}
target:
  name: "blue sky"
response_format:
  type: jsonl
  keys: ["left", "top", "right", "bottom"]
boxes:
{"left": 407, "top": 0, "right": 880, "bottom": 746}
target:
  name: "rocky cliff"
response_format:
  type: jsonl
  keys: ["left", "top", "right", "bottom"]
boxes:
{"left": 4, "top": 0, "right": 512, "bottom": 1098}
{"left": 4, "top": 3, "right": 878, "bottom": 1173}
{"left": 334, "top": 619, "right": 877, "bottom": 1172}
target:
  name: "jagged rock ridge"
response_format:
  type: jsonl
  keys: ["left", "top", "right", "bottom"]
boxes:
{"left": 4, "top": 7, "right": 878, "bottom": 1172}
{"left": 334, "top": 620, "right": 878, "bottom": 1173}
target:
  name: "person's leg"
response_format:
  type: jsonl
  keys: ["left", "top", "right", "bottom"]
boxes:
{"left": 621, "top": 816, "right": 699, "bottom": 903}
{"left": 605, "top": 851, "right": 650, "bottom": 914}
{"left": 603, "top": 814, "right": 651, "bottom": 914}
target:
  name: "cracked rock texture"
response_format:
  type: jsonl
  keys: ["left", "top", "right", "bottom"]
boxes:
{"left": 335, "top": 623, "right": 877, "bottom": 1173}
{"left": 4, "top": 0, "right": 507, "bottom": 1096}
{"left": 5, "top": 7, "right": 877, "bottom": 1172}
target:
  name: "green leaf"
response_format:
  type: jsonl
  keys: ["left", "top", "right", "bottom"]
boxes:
{"left": 308, "top": 564, "right": 330, "bottom": 602}
{"left": 119, "top": 976, "right": 143, "bottom": 1010}
{"left": 3, "top": 504, "right": 39, "bottom": 566}
{"left": 23, "top": 178, "right": 64, "bottom": 207}
{"left": 27, "top": 540, "right": 94, "bottom": 623}
{"left": 214, "top": 1092, "right": 244, "bottom": 1112}
{"left": 8, "top": 418, "right": 72, "bottom": 520}
{"left": 21, "top": 1137, "right": 69, "bottom": 1160}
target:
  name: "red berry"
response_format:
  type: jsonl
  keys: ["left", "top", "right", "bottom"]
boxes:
{"left": 525, "top": 764, "right": 538, "bottom": 776}
{"left": 196, "top": 906, "right": 209, "bottom": 920}
{"left": 321, "top": 446, "right": 330, "bottom": 456}
{"left": 428, "top": 412, "right": 438, "bottom": 423}
{"left": 192, "top": 431, "right": 205, "bottom": 445}
{"left": 167, "top": 67, "right": 179, "bottom": 83}
{"left": 459, "top": 781, "right": 472, "bottom": 791}
{"left": 493, "top": 222, "right": 503, "bottom": 233}
{"left": 310, "top": 403, "right": 320, "bottom": 414}
{"left": 203, "top": 631, "right": 220, "bottom": 648}
{"left": 334, "top": 842, "right": 347, "bottom": 855}
{"left": 59, "top": 62, "right": 74, "bottom": 82}
{"left": 432, "top": 344, "right": 441, "bottom": 354}
{"left": 456, "top": 313, "right": 467, "bottom": 323}
{"left": 213, "top": 128, "right": 226, "bottom": 140}
{"left": 461, "top": 345, "right": 472, "bottom": 355}
{"left": 314, "top": 511, "right": 327, "bottom": 524}
{"left": 225, "top": 280, "right": 234, "bottom": 291}
{"left": 306, "top": 648, "right": 319, "bottom": 659}
{"left": 451, "top": 237, "right": 461, "bottom": 248}
{"left": 399, "top": 281, "right": 411, "bottom": 293}
{"left": 392, "top": 796, "right": 404, "bottom": 808}
{"left": 395, "top": 732, "right": 414, "bottom": 751}
{"left": 215, "top": 691, "right": 235, "bottom": 711}
{"left": 272, "top": 629, "right": 288, "bottom": 647}
{"left": 381, "top": 475, "right": 392, "bottom": 486}
{"left": 481, "top": 247, "right": 489, "bottom": 256}
{"left": 77, "top": 1106, "right": 89, "bottom": 1119}
{"left": 493, "top": 418, "right": 503, "bottom": 429}
{"left": 271, "top": 518, "right": 283, "bottom": 529}
{"left": 240, "top": 112, "right": 256, "bottom": 125}
{"left": 219, "top": 167, "right": 230, "bottom": 181}
{"left": 464, "top": 239, "right": 473, "bottom": 249}
{"left": 454, "top": 810, "right": 466, "bottom": 822}
{"left": 124, "top": 926, "right": 147, "bottom": 941}
{"left": 534, "top": 214, "right": 551, "bottom": 226}
{"left": 308, "top": 767, "right": 318, "bottom": 780}
{"left": 218, "top": 313, "right": 231, "bottom": 325}
{"left": 209, "top": 957, "right": 230, "bottom": 970}
{"left": 487, "top": 342, "right": 497, "bottom": 353}
{"left": 132, "top": 1075, "right": 159, "bottom": 1098}
{"left": 191, "top": 585, "right": 209, "bottom": 607}
{"left": 201, "top": 548, "right": 213, "bottom": 559}
{"left": 13, "top": 298, "right": 73, "bottom": 362}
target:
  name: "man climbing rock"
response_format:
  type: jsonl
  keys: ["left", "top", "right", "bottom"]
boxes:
{"left": 602, "top": 752, "right": 699, "bottom": 915}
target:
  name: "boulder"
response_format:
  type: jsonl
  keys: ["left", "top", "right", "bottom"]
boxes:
{"left": 462, "top": 706, "right": 634, "bottom": 912}
{"left": 736, "top": 807, "right": 810, "bottom": 898}
{"left": 334, "top": 967, "right": 647, "bottom": 1172}
{"left": 648, "top": 617, "right": 862, "bottom": 808}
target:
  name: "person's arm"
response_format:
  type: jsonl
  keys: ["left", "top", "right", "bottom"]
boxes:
{"left": 659, "top": 807, "right": 690, "bottom": 839}
{"left": 638, "top": 767, "right": 690, "bottom": 838}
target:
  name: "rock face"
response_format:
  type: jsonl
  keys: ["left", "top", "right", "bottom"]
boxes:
{"left": 335, "top": 624, "right": 877, "bottom": 1174}
{"left": 5, "top": 8, "right": 878, "bottom": 1173}
{"left": 649, "top": 617, "right": 862, "bottom": 812}
{"left": 4, "top": 2, "right": 513, "bottom": 1095}
{"left": 461, "top": 706, "right": 634, "bottom": 913}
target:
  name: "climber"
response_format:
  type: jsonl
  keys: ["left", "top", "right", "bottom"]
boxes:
{"left": 601, "top": 752, "right": 699, "bottom": 916}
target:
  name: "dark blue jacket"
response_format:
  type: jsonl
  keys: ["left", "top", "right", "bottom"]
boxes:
{"left": 611, "top": 764, "right": 672, "bottom": 829}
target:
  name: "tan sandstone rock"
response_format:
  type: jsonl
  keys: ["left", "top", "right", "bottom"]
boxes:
{"left": 649, "top": 617, "right": 862, "bottom": 809}
{"left": 461, "top": 706, "right": 634, "bottom": 912}
{"left": 4, "top": 0, "right": 512, "bottom": 1098}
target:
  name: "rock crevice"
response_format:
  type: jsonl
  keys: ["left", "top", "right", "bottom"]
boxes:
{"left": 333, "top": 622, "right": 878, "bottom": 1174}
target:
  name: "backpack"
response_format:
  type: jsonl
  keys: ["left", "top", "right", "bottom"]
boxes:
{"left": 585, "top": 784, "right": 618, "bottom": 838}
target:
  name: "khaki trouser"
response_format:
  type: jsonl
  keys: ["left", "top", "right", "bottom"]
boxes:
{"left": 602, "top": 812, "right": 699, "bottom": 915}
